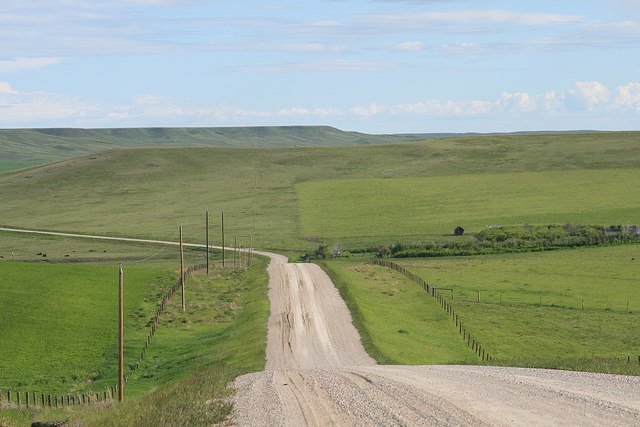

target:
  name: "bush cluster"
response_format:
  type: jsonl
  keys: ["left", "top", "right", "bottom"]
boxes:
{"left": 367, "top": 224, "right": 640, "bottom": 258}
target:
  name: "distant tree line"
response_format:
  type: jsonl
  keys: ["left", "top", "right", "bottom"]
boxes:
{"left": 362, "top": 224, "right": 640, "bottom": 259}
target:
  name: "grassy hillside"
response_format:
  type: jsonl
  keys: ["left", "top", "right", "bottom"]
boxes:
{"left": 0, "top": 132, "right": 638, "bottom": 251}
{"left": 0, "top": 126, "right": 433, "bottom": 170}
{"left": 298, "top": 168, "right": 640, "bottom": 243}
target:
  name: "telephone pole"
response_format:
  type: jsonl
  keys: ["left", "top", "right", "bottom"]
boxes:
{"left": 221, "top": 210, "right": 225, "bottom": 268}
{"left": 205, "top": 209, "right": 209, "bottom": 275}
{"left": 180, "top": 225, "right": 185, "bottom": 312}
{"left": 118, "top": 262, "right": 124, "bottom": 402}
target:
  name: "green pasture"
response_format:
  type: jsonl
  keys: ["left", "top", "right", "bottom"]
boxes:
{"left": 298, "top": 168, "right": 640, "bottom": 244}
{"left": 0, "top": 254, "right": 269, "bottom": 426}
{"left": 391, "top": 245, "right": 639, "bottom": 372}
{"left": 0, "top": 230, "right": 211, "bottom": 265}
{"left": 399, "top": 245, "right": 640, "bottom": 312}
{"left": 0, "top": 262, "right": 172, "bottom": 394}
{"left": 320, "top": 261, "right": 478, "bottom": 365}
{"left": 1, "top": 132, "right": 639, "bottom": 251}
{"left": 322, "top": 246, "right": 640, "bottom": 374}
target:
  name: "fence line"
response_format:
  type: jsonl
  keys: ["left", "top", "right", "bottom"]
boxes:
{"left": 368, "top": 259, "right": 493, "bottom": 362}
{"left": 0, "top": 387, "right": 114, "bottom": 409}
{"left": 124, "top": 263, "right": 207, "bottom": 383}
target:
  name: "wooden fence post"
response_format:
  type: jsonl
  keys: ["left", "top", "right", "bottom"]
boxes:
{"left": 118, "top": 262, "right": 124, "bottom": 403}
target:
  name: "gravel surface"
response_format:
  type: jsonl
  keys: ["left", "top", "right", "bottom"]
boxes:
{"left": 232, "top": 250, "right": 640, "bottom": 426}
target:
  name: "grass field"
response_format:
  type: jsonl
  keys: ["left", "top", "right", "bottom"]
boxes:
{"left": 1, "top": 132, "right": 639, "bottom": 252}
{"left": 324, "top": 245, "right": 640, "bottom": 373}
{"left": 297, "top": 168, "right": 640, "bottom": 243}
{"left": 0, "top": 254, "right": 270, "bottom": 426}
{"left": 398, "top": 245, "right": 640, "bottom": 312}
{"left": 0, "top": 262, "right": 173, "bottom": 394}
{"left": 322, "top": 248, "right": 640, "bottom": 374}
{"left": 320, "top": 260, "right": 478, "bottom": 365}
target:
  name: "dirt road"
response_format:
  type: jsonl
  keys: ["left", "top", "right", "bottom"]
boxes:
{"left": 3, "top": 227, "right": 639, "bottom": 425}
{"left": 232, "top": 251, "right": 640, "bottom": 426}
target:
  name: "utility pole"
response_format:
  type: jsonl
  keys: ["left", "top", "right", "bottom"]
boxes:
{"left": 221, "top": 210, "right": 225, "bottom": 268}
{"left": 180, "top": 225, "right": 185, "bottom": 312}
{"left": 118, "top": 262, "right": 124, "bottom": 402}
{"left": 205, "top": 209, "right": 209, "bottom": 276}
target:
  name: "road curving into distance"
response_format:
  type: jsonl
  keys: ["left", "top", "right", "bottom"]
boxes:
{"left": 2, "top": 227, "right": 640, "bottom": 426}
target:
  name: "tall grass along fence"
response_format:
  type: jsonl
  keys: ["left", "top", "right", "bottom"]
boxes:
{"left": 0, "top": 264, "right": 208, "bottom": 410}
{"left": 368, "top": 259, "right": 493, "bottom": 362}
{"left": 124, "top": 263, "right": 207, "bottom": 383}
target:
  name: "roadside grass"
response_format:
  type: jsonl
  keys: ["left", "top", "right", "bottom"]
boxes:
{"left": 82, "top": 256, "right": 269, "bottom": 426}
{"left": 297, "top": 168, "right": 640, "bottom": 243}
{"left": 1, "top": 132, "right": 640, "bottom": 251}
{"left": 0, "top": 256, "right": 270, "bottom": 426}
{"left": 319, "top": 260, "right": 478, "bottom": 365}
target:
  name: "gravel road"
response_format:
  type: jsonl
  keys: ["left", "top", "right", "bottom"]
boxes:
{"left": 2, "top": 228, "right": 639, "bottom": 425}
{"left": 232, "top": 250, "right": 640, "bottom": 426}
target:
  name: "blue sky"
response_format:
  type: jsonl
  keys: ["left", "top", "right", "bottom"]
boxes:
{"left": 1, "top": 0, "right": 639, "bottom": 133}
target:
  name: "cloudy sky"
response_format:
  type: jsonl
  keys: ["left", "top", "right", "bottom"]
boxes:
{"left": 1, "top": 0, "right": 639, "bottom": 133}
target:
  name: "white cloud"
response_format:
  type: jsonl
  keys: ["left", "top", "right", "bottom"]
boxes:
{"left": 362, "top": 10, "right": 584, "bottom": 27}
{"left": 242, "top": 59, "right": 394, "bottom": 73}
{"left": 349, "top": 103, "right": 384, "bottom": 118}
{"left": 280, "top": 43, "right": 348, "bottom": 53}
{"left": 0, "top": 85, "right": 96, "bottom": 125}
{"left": 0, "top": 81, "right": 17, "bottom": 94}
{"left": 615, "top": 82, "right": 640, "bottom": 111}
{"left": 391, "top": 41, "right": 426, "bottom": 52}
{"left": 498, "top": 92, "right": 536, "bottom": 113}
{"left": 568, "top": 81, "right": 611, "bottom": 110}
{"left": 1, "top": 81, "right": 638, "bottom": 128}
{"left": 0, "top": 57, "right": 61, "bottom": 72}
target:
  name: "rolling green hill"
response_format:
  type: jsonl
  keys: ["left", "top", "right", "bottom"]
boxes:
{"left": 0, "top": 131, "right": 639, "bottom": 251}
{"left": 0, "top": 126, "right": 436, "bottom": 170}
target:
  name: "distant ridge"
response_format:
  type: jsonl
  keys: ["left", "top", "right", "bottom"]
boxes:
{"left": 0, "top": 126, "right": 438, "bottom": 169}
{"left": 0, "top": 125, "right": 618, "bottom": 172}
